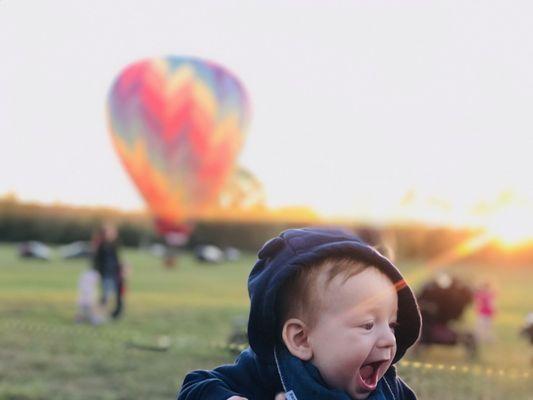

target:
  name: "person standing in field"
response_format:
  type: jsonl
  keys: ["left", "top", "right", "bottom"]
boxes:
{"left": 474, "top": 280, "right": 497, "bottom": 342}
{"left": 520, "top": 312, "right": 533, "bottom": 366}
{"left": 93, "top": 222, "right": 125, "bottom": 320}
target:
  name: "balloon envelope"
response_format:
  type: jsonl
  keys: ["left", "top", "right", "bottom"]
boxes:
{"left": 107, "top": 57, "right": 250, "bottom": 233}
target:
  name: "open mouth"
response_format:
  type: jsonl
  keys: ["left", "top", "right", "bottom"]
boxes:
{"left": 358, "top": 359, "right": 388, "bottom": 391}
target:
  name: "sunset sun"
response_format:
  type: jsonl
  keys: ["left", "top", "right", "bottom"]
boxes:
{"left": 484, "top": 206, "right": 533, "bottom": 248}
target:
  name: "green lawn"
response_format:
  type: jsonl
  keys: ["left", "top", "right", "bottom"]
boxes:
{"left": 0, "top": 244, "right": 531, "bottom": 399}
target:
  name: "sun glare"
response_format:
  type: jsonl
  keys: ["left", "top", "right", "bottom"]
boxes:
{"left": 485, "top": 207, "right": 533, "bottom": 248}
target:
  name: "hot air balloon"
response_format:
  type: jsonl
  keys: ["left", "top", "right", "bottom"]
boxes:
{"left": 107, "top": 57, "right": 250, "bottom": 238}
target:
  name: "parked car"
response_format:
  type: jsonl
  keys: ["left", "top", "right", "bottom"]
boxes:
{"left": 224, "top": 246, "right": 241, "bottom": 262}
{"left": 60, "top": 241, "right": 92, "bottom": 259}
{"left": 194, "top": 245, "right": 225, "bottom": 264}
{"left": 148, "top": 243, "right": 167, "bottom": 258}
{"left": 18, "top": 241, "right": 51, "bottom": 261}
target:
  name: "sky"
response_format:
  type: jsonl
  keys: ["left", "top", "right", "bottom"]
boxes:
{"left": 1, "top": 0, "right": 532, "bottom": 230}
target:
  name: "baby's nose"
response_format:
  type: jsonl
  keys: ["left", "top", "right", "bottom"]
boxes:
{"left": 377, "top": 325, "right": 396, "bottom": 349}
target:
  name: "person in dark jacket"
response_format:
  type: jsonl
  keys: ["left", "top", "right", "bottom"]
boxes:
{"left": 93, "top": 222, "right": 124, "bottom": 319}
{"left": 178, "top": 228, "right": 421, "bottom": 400}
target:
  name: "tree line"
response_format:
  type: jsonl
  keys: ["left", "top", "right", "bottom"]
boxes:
{"left": 1, "top": 195, "right": 531, "bottom": 265}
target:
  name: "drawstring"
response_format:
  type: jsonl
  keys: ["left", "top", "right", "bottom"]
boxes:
{"left": 274, "top": 346, "right": 288, "bottom": 392}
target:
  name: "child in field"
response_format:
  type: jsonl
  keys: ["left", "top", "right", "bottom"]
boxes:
{"left": 474, "top": 280, "right": 496, "bottom": 342}
{"left": 178, "top": 228, "right": 421, "bottom": 400}
{"left": 75, "top": 268, "right": 104, "bottom": 325}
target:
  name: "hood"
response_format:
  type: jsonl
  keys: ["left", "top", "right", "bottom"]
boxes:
{"left": 247, "top": 227, "right": 421, "bottom": 364}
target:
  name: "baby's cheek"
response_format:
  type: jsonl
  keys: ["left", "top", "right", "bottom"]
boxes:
{"left": 320, "top": 367, "right": 353, "bottom": 392}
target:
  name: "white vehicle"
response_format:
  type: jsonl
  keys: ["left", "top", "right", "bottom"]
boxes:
{"left": 195, "top": 245, "right": 225, "bottom": 264}
{"left": 18, "top": 241, "right": 52, "bottom": 260}
{"left": 60, "top": 241, "right": 92, "bottom": 259}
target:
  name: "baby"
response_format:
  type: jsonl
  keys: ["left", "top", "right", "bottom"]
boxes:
{"left": 178, "top": 228, "right": 421, "bottom": 399}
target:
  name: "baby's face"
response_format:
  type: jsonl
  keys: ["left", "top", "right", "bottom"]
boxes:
{"left": 307, "top": 267, "right": 398, "bottom": 399}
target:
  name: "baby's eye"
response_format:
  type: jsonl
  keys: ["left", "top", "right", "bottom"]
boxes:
{"left": 360, "top": 322, "right": 374, "bottom": 331}
{"left": 389, "top": 322, "right": 399, "bottom": 332}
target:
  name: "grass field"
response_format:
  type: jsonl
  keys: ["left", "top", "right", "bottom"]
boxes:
{"left": 0, "top": 244, "right": 531, "bottom": 400}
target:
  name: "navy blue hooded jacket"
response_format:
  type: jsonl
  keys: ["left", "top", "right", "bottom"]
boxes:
{"left": 178, "top": 228, "right": 421, "bottom": 400}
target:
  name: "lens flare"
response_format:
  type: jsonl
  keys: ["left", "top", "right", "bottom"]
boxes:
{"left": 485, "top": 207, "right": 533, "bottom": 248}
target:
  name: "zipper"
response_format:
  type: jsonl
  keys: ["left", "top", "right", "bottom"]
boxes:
{"left": 382, "top": 376, "right": 396, "bottom": 400}
{"left": 274, "top": 346, "right": 288, "bottom": 392}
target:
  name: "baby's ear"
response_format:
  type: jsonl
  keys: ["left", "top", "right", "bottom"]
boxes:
{"left": 282, "top": 318, "right": 313, "bottom": 361}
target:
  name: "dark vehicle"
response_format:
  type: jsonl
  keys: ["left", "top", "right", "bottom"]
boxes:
{"left": 416, "top": 273, "right": 477, "bottom": 358}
